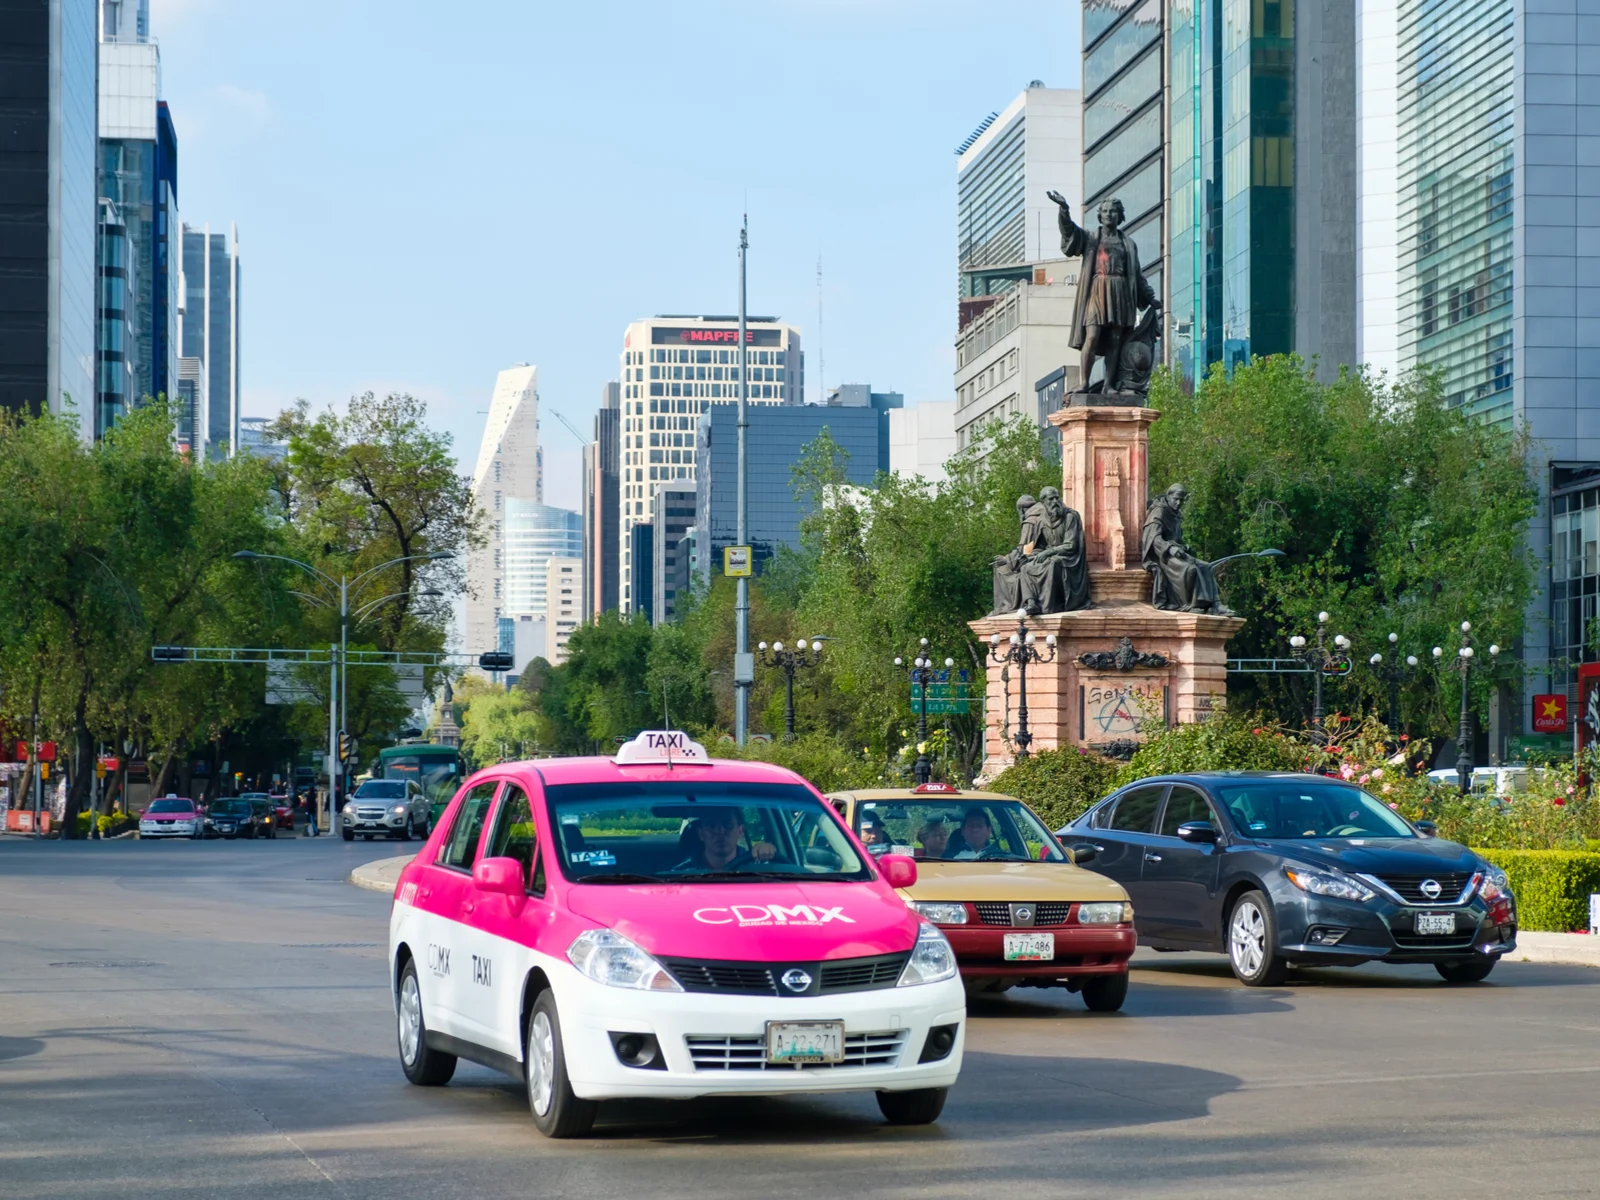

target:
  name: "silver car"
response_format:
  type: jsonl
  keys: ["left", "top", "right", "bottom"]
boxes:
{"left": 340, "top": 778, "right": 429, "bottom": 842}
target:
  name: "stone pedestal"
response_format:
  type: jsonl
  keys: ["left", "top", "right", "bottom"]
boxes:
{"left": 971, "top": 402, "right": 1244, "bottom": 773}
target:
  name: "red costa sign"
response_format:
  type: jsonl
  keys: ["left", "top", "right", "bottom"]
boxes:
{"left": 1532, "top": 693, "right": 1568, "bottom": 733}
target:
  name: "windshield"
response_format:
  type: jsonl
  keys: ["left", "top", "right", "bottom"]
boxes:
{"left": 211, "top": 800, "right": 250, "bottom": 815}
{"left": 1213, "top": 778, "right": 1416, "bottom": 839}
{"left": 545, "top": 781, "right": 871, "bottom": 883}
{"left": 356, "top": 780, "right": 407, "bottom": 799}
{"left": 148, "top": 800, "right": 193, "bottom": 813}
{"left": 240, "top": 793, "right": 268, "bottom": 801}
{"left": 853, "top": 798, "right": 1067, "bottom": 862}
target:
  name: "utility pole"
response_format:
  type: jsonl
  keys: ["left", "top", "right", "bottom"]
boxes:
{"left": 734, "top": 216, "right": 752, "bottom": 745}
{"left": 327, "top": 644, "right": 338, "bottom": 832}
{"left": 339, "top": 576, "right": 348, "bottom": 800}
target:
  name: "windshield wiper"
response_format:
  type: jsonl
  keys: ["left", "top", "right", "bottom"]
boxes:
{"left": 575, "top": 872, "right": 666, "bottom": 885}
{"left": 679, "top": 870, "right": 811, "bottom": 881}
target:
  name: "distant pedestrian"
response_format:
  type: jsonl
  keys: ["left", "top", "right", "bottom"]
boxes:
{"left": 302, "top": 791, "right": 319, "bottom": 837}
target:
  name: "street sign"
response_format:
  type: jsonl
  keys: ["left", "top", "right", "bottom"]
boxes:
{"left": 912, "top": 683, "right": 970, "bottom": 700}
{"left": 724, "top": 546, "right": 752, "bottom": 577}
{"left": 914, "top": 700, "right": 973, "bottom": 715}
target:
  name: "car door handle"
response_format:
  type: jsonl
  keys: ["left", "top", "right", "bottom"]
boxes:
{"left": 1144, "top": 852, "right": 1163, "bottom": 863}
{"left": 463, "top": 900, "right": 475, "bottom": 914}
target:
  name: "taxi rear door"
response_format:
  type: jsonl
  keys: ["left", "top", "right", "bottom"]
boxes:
{"left": 415, "top": 780, "right": 500, "bottom": 1037}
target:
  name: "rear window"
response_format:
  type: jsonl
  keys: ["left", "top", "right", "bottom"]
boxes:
{"left": 148, "top": 800, "right": 193, "bottom": 813}
{"left": 1107, "top": 785, "right": 1164, "bottom": 833}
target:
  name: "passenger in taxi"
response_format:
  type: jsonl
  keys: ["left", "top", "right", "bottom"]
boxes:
{"left": 674, "top": 807, "right": 777, "bottom": 872}
{"left": 916, "top": 818, "right": 949, "bottom": 859}
{"left": 945, "top": 808, "right": 998, "bottom": 860}
{"left": 859, "top": 811, "right": 890, "bottom": 854}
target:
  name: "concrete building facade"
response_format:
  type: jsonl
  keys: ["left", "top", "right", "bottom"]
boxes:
{"left": 650, "top": 482, "right": 696, "bottom": 626}
{"left": 178, "top": 221, "right": 239, "bottom": 456}
{"left": 543, "top": 555, "right": 581, "bottom": 664}
{"left": 889, "top": 401, "right": 959, "bottom": 484}
{"left": 464, "top": 365, "right": 542, "bottom": 655}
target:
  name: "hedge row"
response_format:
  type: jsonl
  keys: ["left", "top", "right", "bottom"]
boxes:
{"left": 1473, "top": 849, "right": 1600, "bottom": 932}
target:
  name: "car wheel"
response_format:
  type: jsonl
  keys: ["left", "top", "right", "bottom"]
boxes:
{"left": 876, "top": 1087, "right": 948, "bottom": 1125}
{"left": 397, "top": 960, "right": 456, "bottom": 1086}
{"left": 341, "top": 828, "right": 354, "bottom": 842}
{"left": 1436, "top": 956, "right": 1497, "bottom": 983}
{"left": 1081, "top": 971, "right": 1130, "bottom": 1012}
{"left": 1228, "top": 891, "right": 1289, "bottom": 987}
{"left": 525, "top": 990, "right": 596, "bottom": 1138}
{"left": 399, "top": 817, "right": 413, "bottom": 842}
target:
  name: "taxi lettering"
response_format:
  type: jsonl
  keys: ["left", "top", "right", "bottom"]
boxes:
{"left": 693, "top": 903, "right": 855, "bottom": 926}
{"left": 427, "top": 944, "right": 451, "bottom": 977}
{"left": 472, "top": 954, "right": 492, "bottom": 987}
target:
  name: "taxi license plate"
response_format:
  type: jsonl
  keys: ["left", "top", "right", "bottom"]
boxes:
{"left": 1004, "top": 932, "right": 1055, "bottom": 961}
{"left": 1415, "top": 913, "right": 1456, "bottom": 935}
{"left": 765, "top": 1021, "right": 844, "bottom": 1064}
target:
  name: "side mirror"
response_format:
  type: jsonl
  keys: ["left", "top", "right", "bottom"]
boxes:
{"left": 879, "top": 853, "right": 918, "bottom": 890}
{"left": 473, "top": 856, "right": 528, "bottom": 904}
{"left": 1414, "top": 820, "right": 1438, "bottom": 837}
{"left": 1067, "top": 843, "right": 1098, "bottom": 864}
{"left": 1176, "top": 821, "right": 1219, "bottom": 844}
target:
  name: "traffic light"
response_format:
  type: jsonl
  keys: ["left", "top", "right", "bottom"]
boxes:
{"left": 338, "top": 730, "right": 353, "bottom": 764}
{"left": 478, "top": 651, "right": 514, "bottom": 672}
{"left": 151, "top": 645, "right": 187, "bottom": 662}
{"left": 39, "top": 762, "right": 48, "bottom": 780}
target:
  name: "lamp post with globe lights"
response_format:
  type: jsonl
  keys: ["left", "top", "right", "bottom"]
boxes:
{"left": 756, "top": 637, "right": 823, "bottom": 742}
{"left": 894, "top": 639, "right": 952, "bottom": 785}
{"left": 1432, "top": 623, "right": 1499, "bottom": 794}
{"left": 1367, "top": 632, "right": 1421, "bottom": 735}
{"left": 987, "top": 612, "right": 1058, "bottom": 763}
{"left": 1287, "top": 611, "right": 1352, "bottom": 741}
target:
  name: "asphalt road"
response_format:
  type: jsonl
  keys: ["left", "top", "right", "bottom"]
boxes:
{"left": 3, "top": 836, "right": 1599, "bottom": 1200}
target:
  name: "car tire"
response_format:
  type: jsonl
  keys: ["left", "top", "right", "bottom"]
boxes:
{"left": 341, "top": 828, "right": 354, "bottom": 842}
{"left": 400, "top": 817, "right": 413, "bottom": 842}
{"left": 1081, "top": 971, "right": 1130, "bottom": 1012}
{"left": 397, "top": 960, "right": 456, "bottom": 1086}
{"left": 876, "top": 1087, "right": 948, "bottom": 1125}
{"left": 524, "top": 990, "right": 596, "bottom": 1138}
{"left": 1227, "top": 891, "right": 1289, "bottom": 987}
{"left": 1436, "top": 956, "right": 1497, "bottom": 983}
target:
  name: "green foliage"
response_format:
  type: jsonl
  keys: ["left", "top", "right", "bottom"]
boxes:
{"left": 75, "top": 811, "right": 137, "bottom": 837}
{"left": 709, "top": 734, "right": 889, "bottom": 794}
{"left": 1115, "top": 711, "right": 1319, "bottom": 784}
{"left": 458, "top": 687, "right": 543, "bottom": 768}
{"left": 1472, "top": 849, "right": 1600, "bottom": 932}
{"left": 987, "top": 747, "right": 1121, "bottom": 830}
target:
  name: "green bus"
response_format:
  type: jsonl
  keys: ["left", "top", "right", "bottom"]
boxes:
{"left": 376, "top": 743, "right": 462, "bottom": 827}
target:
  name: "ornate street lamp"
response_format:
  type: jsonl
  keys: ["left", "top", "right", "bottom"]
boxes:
{"left": 756, "top": 637, "right": 823, "bottom": 742}
{"left": 1367, "top": 632, "right": 1420, "bottom": 734}
{"left": 1432, "top": 623, "right": 1499, "bottom": 794}
{"left": 1287, "top": 611, "right": 1352, "bottom": 741}
{"left": 895, "top": 638, "right": 953, "bottom": 784}
{"left": 987, "top": 612, "right": 1058, "bottom": 763}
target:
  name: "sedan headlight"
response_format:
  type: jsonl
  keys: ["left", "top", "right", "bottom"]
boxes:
{"left": 566, "top": 929, "right": 683, "bottom": 992}
{"left": 910, "top": 901, "right": 968, "bottom": 925}
{"left": 1284, "top": 866, "right": 1375, "bottom": 902}
{"left": 897, "top": 922, "right": 958, "bottom": 987}
{"left": 1077, "top": 901, "right": 1134, "bottom": 924}
{"left": 1478, "top": 863, "right": 1511, "bottom": 902}
{"left": 391, "top": 805, "right": 407, "bottom": 815}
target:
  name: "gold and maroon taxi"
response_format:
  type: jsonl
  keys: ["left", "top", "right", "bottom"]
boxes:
{"left": 827, "top": 783, "right": 1136, "bottom": 1011}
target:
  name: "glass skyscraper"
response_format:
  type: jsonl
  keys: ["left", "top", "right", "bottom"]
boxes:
{"left": 502, "top": 501, "right": 583, "bottom": 619}
{"left": 179, "top": 222, "right": 240, "bottom": 457}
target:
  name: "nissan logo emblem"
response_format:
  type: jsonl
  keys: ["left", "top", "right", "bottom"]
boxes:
{"left": 780, "top": 969, "right": 812, "bottom": 993}
{"left": 1419, "top": 879, "right": 1443, "bottom": 900}
{"left": 1015, "top": 907, "right": 1033, "bottom": 922}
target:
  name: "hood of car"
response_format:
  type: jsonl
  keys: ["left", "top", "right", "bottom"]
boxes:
{"left": 564, "top": 880, "right": 920, "bottom": 961}
{"left": 903, "top": 859, "right": 1129, "bottom": 903}
{"left": 1270, "top": 837, "right": 1481, "bottom": 877}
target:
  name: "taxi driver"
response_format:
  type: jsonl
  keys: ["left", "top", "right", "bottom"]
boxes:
{"left": 678, "top": 808, "right": 776, "bottom": 872}
{"left": 947, "top": 808, "right": 997, "bottom": 860}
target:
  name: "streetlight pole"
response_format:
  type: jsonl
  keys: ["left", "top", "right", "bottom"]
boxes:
{"left": 1433, "top": 622, "right": 1499, "bottom": 794}
{"left": 1367, "top": 631, "right": 1419, "bottom": 734}
{"left": 1287, "top": 611, "right": 1352, "bottom": 742}
{"left": 987, "top": 614, "right": 1057, "bottom": 763}
{"left": 895, "top": 639, "right": 950, "bottom": 784}
{"left": 734, "top": 217, "right": 751, "bottom": 746}
{"left": 757, "top": 638, "right": 822, "bottom": 741}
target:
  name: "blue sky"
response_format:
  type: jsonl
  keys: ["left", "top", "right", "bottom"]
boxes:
{"left": 152, "top": 0, "right": 1080, "bottom": 505}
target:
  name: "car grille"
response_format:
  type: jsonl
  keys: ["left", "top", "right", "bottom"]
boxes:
{"left": 685, "top": 1030, "right": 907, "bottom": 1071}
{"left": 1375, "top": 873, "right": 1474, "bottom": 905}
{"left": 355, "top": 806, "right": 387, "bottom": 822}
{"left": 660, "top": 952, "right": 910, "bottom": 997}
{"left": 972, "top": 902, "right": 1073, "bottom": 927}
{"left": 1392, "top": 932, "right": 1478, "bottom": 950}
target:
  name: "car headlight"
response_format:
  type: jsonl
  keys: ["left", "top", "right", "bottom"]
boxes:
{"left": 566, "top": 929, "right": 683, "bottom": 992}
{"left": 910, "top": 901, "right": 968, "bottom": 925}
{"left": 1478, "top": 863, "right": 1511, "bottom": 902}
{"left": 1284, "top": 866, "right": 1375, "bottom": 902}
{"left": 897, "top": 923, "right": 957, "bottom": 987}
{"left": 391, "top": 805, "right": 407, "bottom": 815}
{"left": 1077, "top": 901, "right": 1134, "bottom": 924}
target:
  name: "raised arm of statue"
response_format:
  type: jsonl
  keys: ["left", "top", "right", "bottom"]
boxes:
{"left": 1048, "top": 190, "right": 1088, "bottom": 258}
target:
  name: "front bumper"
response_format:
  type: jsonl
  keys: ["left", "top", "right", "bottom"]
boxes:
{"left": 556, "top": 964, "right": 966, "bottom": 1102}
{"left": 943, "top": 923, "right": 1136, "bottom": 979}
{"left": 1275, "top": 889, "right": 1518, "bottom": 964}
{"left": 139, "top": 821, "right": 199, "bottom": 838}
{"left": 342, "top": 811, "right": 407, "bottom": 833}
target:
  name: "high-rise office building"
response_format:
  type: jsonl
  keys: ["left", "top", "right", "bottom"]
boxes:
{"left": 544, "top": 556, "right": 581, "bottom": 664}
{"left": 464, "top": 365, "right": 542, "bottom": 655}
{"left": 889, "top": 401, "right": 958, "bottom": 484}
{"left": 0, "top": 0, "right": 99, "bottom": 420}
{"left": 616, "top": 315, "right": 803, "bottom": 613}
{"left": 694, "top": 403, "right": 885, "bottom": 581}
{"left": 1355, "top": 0, "right": 1400, "bottom": 379}
{"left": 582, "top": 380, "right": 621, "bottom": 619}
{"left": 1082, "top": 1, "right": 1165, "bottom": 310}
{"left": 178, "top": 222, "right": 240, "bottom": 456}
{"left": 956, "top": 84, "right": 1082, "bottom": 304}
{"left": 502, "top": 500, "right": 582, "bottom": 619}
{"left": 650, "top": 481, "right": 696, "bottom": 626}
{"left": 95, "top": 0, "right": 177, "bottom": 437}
{"left": 629, "top": 522, "right": 654, "bottom": 624}
{"left": 824, "top": 384, "right": 903, "bottom": 473}
{"left": 1167, "top": 0, "right": 1357, "bottom": 381}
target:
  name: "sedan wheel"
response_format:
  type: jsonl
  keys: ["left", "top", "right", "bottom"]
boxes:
{"left": 525, "top": 990, "right": 596, "bottom": 1137}
{"left": 1228, "top": 891, "right": 1288, "bottom": 986}
{"left": 397, "top": 961, "right": 455, "bottom": 1086}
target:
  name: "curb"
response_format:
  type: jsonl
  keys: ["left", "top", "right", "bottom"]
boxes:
{"left": 349, "top": 854, "right": 412, "bottom": 894}
{"left": 1508, "top": 931, "right": 1600, "bottom": 969}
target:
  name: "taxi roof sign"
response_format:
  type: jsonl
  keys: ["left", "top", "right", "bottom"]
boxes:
{"left": 912, "top": 782, "right": 961, "bottom": 794}
{"left": 614, "top": 730, "right": 711, "bottom": 766}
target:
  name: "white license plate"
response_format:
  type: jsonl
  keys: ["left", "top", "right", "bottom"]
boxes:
{"left": 1415, "top": 913, "right": 1457, "bottom": 935}
{"left": 766, "top": 1021, "right": 844, "bottom": 1064}
{"left": 1004, "top": 932, "right": 1055, "bottom": 961}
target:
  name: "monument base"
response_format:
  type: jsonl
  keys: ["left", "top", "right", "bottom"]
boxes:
{"left": 970, "top": 605, "right": 1245, "bottom": 773}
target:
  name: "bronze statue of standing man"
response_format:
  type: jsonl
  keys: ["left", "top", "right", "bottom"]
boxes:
{"left": 1048, "top": 191, "right": 1158, "bottom": 399}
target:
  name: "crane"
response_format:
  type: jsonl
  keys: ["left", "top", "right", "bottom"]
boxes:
{"left": 545, "top": 406, "right": 589, "bottom": 446}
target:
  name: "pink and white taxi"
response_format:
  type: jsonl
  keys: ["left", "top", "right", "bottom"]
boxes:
{"left": 387, "top": 731, "right": 965, "bottom": 1138}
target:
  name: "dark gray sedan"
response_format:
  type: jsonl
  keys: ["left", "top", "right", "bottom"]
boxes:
{"left": 1057, "top": 772, "right": 1517, "bottom": 986}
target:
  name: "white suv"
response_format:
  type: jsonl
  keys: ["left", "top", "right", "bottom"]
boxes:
{"left": 341, "top": 779, "right": 430, "bottom": 841}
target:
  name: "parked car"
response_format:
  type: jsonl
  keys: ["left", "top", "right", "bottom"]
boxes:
{"left": 139, "top": 796, "right": 204, "bottom": 840}
{"left": 342, "top": 778, "right": 430, "bottom": 841}
{"left": 239, "top": 793, "right": 279, "bottom": 840}
{"left": 205, "top": 797, "right": 259, "bottom": 839}
{"left": 827, "top": 783, "right": 1136, "bottom": 1011}
{"left": 269, "top": 794, "right": 296, "bottom": 831}
{"left": 1057, "top": 772, "right": 1518, "bottom": 986}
